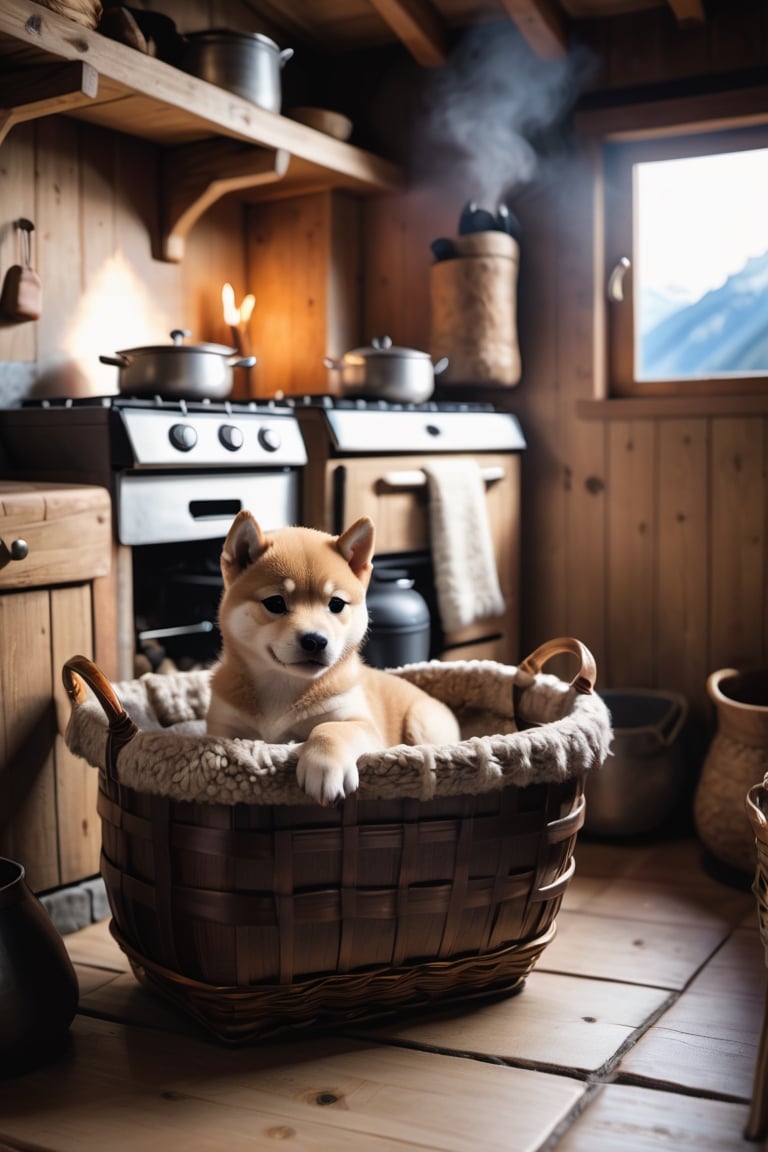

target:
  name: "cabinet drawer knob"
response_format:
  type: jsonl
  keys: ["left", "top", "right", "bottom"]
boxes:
{"left": 10, "top": 538, "right": 29, "bottom": 561}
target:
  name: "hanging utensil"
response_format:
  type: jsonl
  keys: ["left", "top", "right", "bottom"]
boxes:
{"left": 0, "top": 219, "right": 42, "bottom": 322}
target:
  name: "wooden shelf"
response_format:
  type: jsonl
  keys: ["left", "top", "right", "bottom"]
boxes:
{"left": 0, "top": 0, "right": 404, "bottom": 259}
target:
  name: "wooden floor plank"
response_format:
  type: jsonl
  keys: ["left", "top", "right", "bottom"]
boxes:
{"left": 355, "top": 971, "right": 670, "bottom": 1073}
{"left": 0, "top": 1016, "right": 585, "bottom": 1152}
{"left": 540, "top": 910, "right": 729, "bottom": 989}
{"left": 555, "top": 1083, "right": 752, "bottom": 1151}
{"left": 64, "top": 918, "right": 128, "bottom": 971}
{"left": 618, "top": 928, "right": 766, "bottom": 1099}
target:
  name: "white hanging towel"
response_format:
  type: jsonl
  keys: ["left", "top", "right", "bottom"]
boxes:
{"left": 423, "top": 458, "right": 506, "bottom": 634}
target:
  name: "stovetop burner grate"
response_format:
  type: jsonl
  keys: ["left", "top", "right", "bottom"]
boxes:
{"left": 285, "top": 394, "right": 497, "bottom": 413}
{"left": 23, "top": 395, "right": 294, "bottom": 415}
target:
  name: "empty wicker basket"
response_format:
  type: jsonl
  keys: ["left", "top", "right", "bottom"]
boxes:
{"left": 63, "top": 637, "right": 611, "bottom": 1043}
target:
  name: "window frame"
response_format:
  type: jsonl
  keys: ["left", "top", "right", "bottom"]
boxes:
{"left": 603, "top": 123, "right": 768, "bottom": 398}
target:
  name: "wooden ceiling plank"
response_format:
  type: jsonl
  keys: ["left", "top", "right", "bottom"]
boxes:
{"left": 497, "top": 0, "right": 568, "bottom": 59}
{"left": 366, "top": 0, "right": 449, "bottom": 66}
{"left": 664, "top": 0, "right": 707, "bottom": 26}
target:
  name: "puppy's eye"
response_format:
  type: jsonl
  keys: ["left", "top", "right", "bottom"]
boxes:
{"left": 261, "top": 595, "right": 288, "bottom": 615}
{"left": 328, "top": 596, "right": 347, "bottom": 614}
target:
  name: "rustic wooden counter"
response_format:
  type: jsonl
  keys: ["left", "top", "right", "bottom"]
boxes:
{"left": 0, "top": 481, "right": 111, "bottom": 891}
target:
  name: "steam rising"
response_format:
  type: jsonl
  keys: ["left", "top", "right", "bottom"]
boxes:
{"left": 410, "top": 22, "right": 594, "bottom": 207}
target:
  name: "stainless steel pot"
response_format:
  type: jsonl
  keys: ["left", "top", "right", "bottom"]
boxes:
{"left": 178, "top": 29, "right": 293, "bottom": 112}
{"left": 100, "top": 329, "right": 256, "bottom": 400}
{"left": 324, "top": 337, "right": 448, "bottom": 403}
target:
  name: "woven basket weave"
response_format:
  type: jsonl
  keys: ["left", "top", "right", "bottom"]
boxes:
{"left": 63, "top": 637, "right": 611, "bottom": 1043}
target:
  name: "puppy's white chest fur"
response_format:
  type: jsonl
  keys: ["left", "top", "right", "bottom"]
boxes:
{"left": 208, "top": 680, "right": 372, "bottom": 745}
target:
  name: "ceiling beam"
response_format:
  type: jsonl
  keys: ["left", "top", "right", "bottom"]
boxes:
{"left": 366, "top": 0, "right": 449, "bottom": 67}
{"left": 664, "top": 0, "right": 707, "bottom": 26}
{"left": 497, "top": 0, "right": 568, "bottom": 60}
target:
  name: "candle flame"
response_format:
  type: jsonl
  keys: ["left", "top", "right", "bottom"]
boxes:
{"left": 221, "top": 282, "right": 239, "bottom": 326}
{"left": 222, "top": 282, "right": 255, "bottom": 327}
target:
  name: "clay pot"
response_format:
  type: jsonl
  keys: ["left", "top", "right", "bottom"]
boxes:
{"left": 0, "top": 857, "right": 79, "bottom": 1074}
{"left": 694, "top": 668, "right": 768, "bottom": 875}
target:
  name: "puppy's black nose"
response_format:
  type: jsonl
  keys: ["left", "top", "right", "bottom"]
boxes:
{"left": 300, "top": 632, "right": 328, "bottom": 653}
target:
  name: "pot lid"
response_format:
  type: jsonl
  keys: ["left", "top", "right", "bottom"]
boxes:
{"left": 116, "top": 330, "right": 237, "bottom": 357}
{"left": 116, "top": 342, "right": 238, "bottom": 357}
{"left": 344, "top": 336, "right": 431, "bottom": 363}
{"left": 184, "top": 28, "right": 281, "bottom": 50}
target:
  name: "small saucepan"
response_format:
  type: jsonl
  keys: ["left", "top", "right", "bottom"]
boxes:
{"left": 324, "top": 336, "right": 448, "bottom": 404}
{"left": 100, "top": 329, "right": 256, "bottom": 400}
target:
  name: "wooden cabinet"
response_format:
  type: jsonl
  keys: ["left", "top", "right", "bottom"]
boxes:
{"left": 301, "top": 447, "right": 521, "bottom": 664}
{"left": 0, "top": 482, "right": 111, "bottom": 892}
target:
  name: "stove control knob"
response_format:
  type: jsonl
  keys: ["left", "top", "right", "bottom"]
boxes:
{"left": 219, "top": 424, "right": 244, "bottom": 452}
{"left": 258, "top": 426, "right": 282, "bottom": 453}
{"left": 425, "top": 423, "right": 442, "bottom": 437}
{"left": 169, "top": 423, "right": 197, "bottom": 452}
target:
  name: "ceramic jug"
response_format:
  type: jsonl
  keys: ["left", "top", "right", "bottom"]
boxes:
{"left": 0, "top": 857, "right": 79, "bottom": 1074}
{"left": 694, "top": 668, "right": 768, "bottom": 876}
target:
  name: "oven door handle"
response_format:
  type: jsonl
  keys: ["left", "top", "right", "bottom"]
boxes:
{"left": 379, "top": 465, "right": 506, "bottom": 490}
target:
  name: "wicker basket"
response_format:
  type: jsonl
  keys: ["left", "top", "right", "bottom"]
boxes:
{"left": 63, "top": 637, "right": 611, "bottom": 1043}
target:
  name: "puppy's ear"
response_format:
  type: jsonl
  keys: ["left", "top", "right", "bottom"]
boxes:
{"left": 337, "top": 517, "right": 375, "bottom": 586}
{"left": 221, "top": 511, "right": 269, "bottom": 587}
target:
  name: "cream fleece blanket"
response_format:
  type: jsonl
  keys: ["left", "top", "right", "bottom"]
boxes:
{"left": 423, "top": 459, "right": 506, "bottom": 633}
{"left": 64, "top": 659, "right": 612, "bottom": 807}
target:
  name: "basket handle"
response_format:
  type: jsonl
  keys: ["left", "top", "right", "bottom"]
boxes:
{"left": 62, "top": 655, "right": 138, "bottom": 780}
{"left": 518, "top": 637, "right": 597, "bottom": 695}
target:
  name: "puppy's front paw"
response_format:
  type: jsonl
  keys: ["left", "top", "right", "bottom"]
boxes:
{"left": 296, "top": 744, "right": 359, "bottom": 806}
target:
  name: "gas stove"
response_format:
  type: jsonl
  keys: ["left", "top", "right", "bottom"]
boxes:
{"left": 1, "top": 394, "right": 307, "bottom": 472}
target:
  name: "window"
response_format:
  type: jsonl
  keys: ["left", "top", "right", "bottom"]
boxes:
{"left": 603, "top": 126, "right": 768, "bottom": 397}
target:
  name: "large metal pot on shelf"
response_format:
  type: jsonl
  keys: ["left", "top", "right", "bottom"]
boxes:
{"left": 324, "top": 336, "right": 448, "bottom": 404}
{"left": 178, "top": 29, "right": 294, "bottom": 112}
{"left": 100, "top": 329, "right": 256, "bottom": 400}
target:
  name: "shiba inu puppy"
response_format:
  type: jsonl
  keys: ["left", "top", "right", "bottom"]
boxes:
{"left": 206, "top": 512, "right": 460, "bottom": 805}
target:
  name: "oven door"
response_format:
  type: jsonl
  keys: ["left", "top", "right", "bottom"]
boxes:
{"left": 117, "top": 470, "right": 299, "bottom": 545}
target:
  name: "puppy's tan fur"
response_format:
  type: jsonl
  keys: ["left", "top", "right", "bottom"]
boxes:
{"left": 206, "top": 512, "right": 460, "bottom": 805}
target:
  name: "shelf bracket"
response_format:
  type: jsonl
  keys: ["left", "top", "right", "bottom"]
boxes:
{"left": 0, "top": 61, "right": 99, "bottom": 146}
{"left": 161, "top": 141, "right": 291, "bottom": 263}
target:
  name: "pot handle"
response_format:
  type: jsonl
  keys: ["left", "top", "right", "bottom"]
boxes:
{"left": 280, "top": 48, "right": 294, "bottom": 67}
{"left": 228, "top": 355, "right": 257, "bottom": 368}
{"left": 99, "top": 354, "right": 131, "bottom": 367}
{"left": 433, "top": 356, "right": 449, "bottom": 376}
{"left": 323, "top": 356, "right": 343, "bottom": 370}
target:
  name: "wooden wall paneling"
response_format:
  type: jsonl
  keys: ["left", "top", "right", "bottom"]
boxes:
{"left": 709, "top": 416, "right": 766, "bottom": 673}
{"left": 654, "top": 17, "right": 709, "bottom": 81}
{"left": 513, "top": 180, "right": 568, "bottom": 659}
{"left": 656, "top": 418, "right": 709, "bottom": 724}
{"left": 34, "top": 117, "right": 81, "bottom": 380}
{"left": 707, "top": 0, "right": 765, "bottom": 73}
{"left": 0, "top": 123, "right": 36, "bottom": 363}
{"left": 606, "top": 420, "right": 656, "bottom": 688}
{"left": 0, "top": 588, "right": 58, "bottom": 892}
{"left": 555, "top": 149, "right": 608, "bottom": 683}
{"left": 113, "top": 134, "right": 182, "bottom": 349}
{"left": 50, "top": 583, "right": 100, "bottom": 885}
{"left": 180, "top": 195, "right": 250, "bottom": 346}
{"left": 247, "top": 192, "right": 343, "bottom": 396}
{"left": 362, "top": 186, "right": 454, "bottom": 352}
{"left": 327, "top": 192, "right": 363, "bottom": 370}
{"left": 246, "top": 197, "right": 295, "bottom": 396}
{"left": 603, "top": 10, "right": 665, "bottom": 90}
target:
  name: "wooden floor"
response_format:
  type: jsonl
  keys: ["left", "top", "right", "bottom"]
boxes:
{"left": 0, "top": 836, "right": 765, "bottom": 1151}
